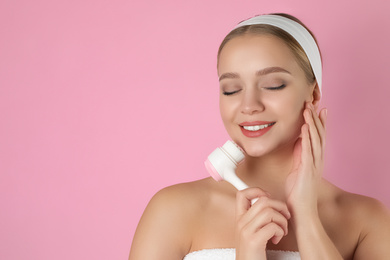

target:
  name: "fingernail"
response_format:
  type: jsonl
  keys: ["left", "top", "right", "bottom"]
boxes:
{"left": 325, "top": 108, "right": 328, "bottom": 117}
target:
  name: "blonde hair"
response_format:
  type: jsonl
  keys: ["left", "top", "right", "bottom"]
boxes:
{"left": 217, "top": 13, "right": 322, "bottom": 86}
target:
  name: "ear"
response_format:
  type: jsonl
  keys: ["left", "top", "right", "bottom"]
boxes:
{"left": 308, "top": 82, "right": 321, "bottom": 110}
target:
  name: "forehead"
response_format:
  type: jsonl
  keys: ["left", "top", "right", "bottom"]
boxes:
{"left": 217, "top": 34, "right": 300, "bottom": 76}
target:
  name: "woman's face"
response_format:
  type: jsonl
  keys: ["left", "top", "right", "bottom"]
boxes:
{"left": 218, "top": 34, "right": 316, "bottom": 157}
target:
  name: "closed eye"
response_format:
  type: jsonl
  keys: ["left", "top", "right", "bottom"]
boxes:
{"left": 222, "top": 90, "right": 241, "bottom": 96}
{"left": 266, "top": 84, "right": 286, "bottom": 90}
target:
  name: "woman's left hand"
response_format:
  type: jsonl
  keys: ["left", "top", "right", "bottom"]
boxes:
{"left": 285, "top": 102, "right": 327, "bottom": 219}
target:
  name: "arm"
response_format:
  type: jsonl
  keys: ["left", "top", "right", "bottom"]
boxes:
{"left": 293, "top": 213, "right": 343, "bottom": 260}
{"left": 353, "top": 199, "right": 390, "bottom": 259}
{"left": 286, "top": 102, "right": 343, "bottom": 259}
{"left": 129, "top": 186, "right": 192, "bottom": 260}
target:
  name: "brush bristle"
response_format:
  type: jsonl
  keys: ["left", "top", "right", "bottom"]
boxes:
{"left": 222, "top": 140, "right": 245, "bottom": 164}
{"left": 231, "top": 141, "right": 245, "bottom": 154}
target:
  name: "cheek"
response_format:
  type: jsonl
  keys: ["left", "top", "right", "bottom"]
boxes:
{"left": 289, "top": 109, "right": 305, "bottom": 136}
{"left": 219, "top": 98, "right": 237, "bottom": 122}
{"left": 219, "top": 100, "right": 228, "bottom": 123}
{"left": 219, "top": 98, "right": 241, "bottom": 138}
{"left": 277, "top": 97, "right": 305, "bottom": 133}
{"left": 219, "top": 100, "right": 232, "bottom": 134}
{"left": 290, "top": 110, "right": 305, "bottom": 140}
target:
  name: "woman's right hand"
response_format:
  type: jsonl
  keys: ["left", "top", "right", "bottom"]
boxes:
{"left": 235, "top": 188, "right": 291, "bottom": 260}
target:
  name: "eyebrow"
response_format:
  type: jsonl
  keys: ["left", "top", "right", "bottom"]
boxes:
{"left": 218, "top": 66, "right": 291, "bottom": 81}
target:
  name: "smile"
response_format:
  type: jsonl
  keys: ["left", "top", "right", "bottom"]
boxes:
{"left": 239, "top": 122, "right": 276, "bottom": 138}
{"left": 242, "top": 123, "right": 275, "bottom": 131}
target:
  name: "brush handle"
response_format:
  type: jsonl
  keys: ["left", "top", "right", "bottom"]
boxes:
{"left": 224, "top": 170, "right": 258, "bottom": 205}
{"left": 224, "top": 170, "right": 249, "bottom": 190}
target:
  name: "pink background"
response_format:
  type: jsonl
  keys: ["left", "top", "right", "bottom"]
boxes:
{"left": 1, "top": 0, "right": 390, "bottom": 259}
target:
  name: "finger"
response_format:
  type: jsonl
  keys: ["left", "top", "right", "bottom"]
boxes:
{"left": 246, "top": 207, "right": 289, "bottom": 236}
{"left": 304, "top": 108, "right": 321, "bottom": 166}
{"left": 236, "top": 188, "right": 269, "bottom": 217}
{"left": 309, "top": 104, "right": 326, "bottom": 148}
{"left": 292, "top": 137, "right": 302, "bottom": 171}
{"left": 301, "top": 123, "right": 313, "bottom": 167}
{"left": 308, "top": 105, "right": 327, "bottom": 167}
{"left": 306, "top": 103, "right": 326, "bottom": 150}
{"left": 318, "top": 108, "right": 327, "bottom": 156}
{"left": 318, "top": 108, "right": 327, "bottom": 146}
{"left": 247, "top": 196, "right": 291, "bottom": 221}
{"left": 317, "top": 106, "right": 327, "bottom": 129}
{"left": 237, "top": 196, "right": 290, "bottom": 233}
{"left": 256, "top": 223, "right": 285, "bottom": 245}
{"left": 271, "top": 227, "right": 285, "bottom": 245}
{"left": 320, "top": 108, "right": 327, "bottom": 129}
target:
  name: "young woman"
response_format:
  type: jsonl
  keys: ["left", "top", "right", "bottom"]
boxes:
{"left": 129, "top": 13, "right": 390, "bottom": 260}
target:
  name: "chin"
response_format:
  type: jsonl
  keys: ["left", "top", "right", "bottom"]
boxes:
{"left": 246, "top": 150, "right": 268, "bottom": 158}
{"left": 236, "top": 133, "right": 300, "bottom": 158}
{"left": 235, "top": 139, "right": 273, "bottom": 158}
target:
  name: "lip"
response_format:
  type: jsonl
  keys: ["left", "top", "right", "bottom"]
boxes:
{"left": 239, "top": 121, "right": 275, "bottom": 126}
{"left": 239, "top": 121, "right": 276, "bottom": 138}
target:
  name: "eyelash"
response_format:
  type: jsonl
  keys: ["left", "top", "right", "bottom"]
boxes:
{"left": 222, "top": 90, "right": 240, "bottom": 96}
{"left": 266, "top": 84, "right": 286, "bottom": 90}
{"left": 222, "top": 84, "right": 286, "bottom": 95}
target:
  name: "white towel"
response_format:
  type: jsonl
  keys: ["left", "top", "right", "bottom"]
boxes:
{"left": 183, "top": 248, "right": 301, "bottom": 260}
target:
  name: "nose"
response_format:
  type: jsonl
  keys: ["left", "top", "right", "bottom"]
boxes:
{"left": 240, "top": 88, "right": 265, "bottom": 115}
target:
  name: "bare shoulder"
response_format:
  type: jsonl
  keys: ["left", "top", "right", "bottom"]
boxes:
{"left": 331, "top": 184, "right": 390, "bottom": 226}
{"left": 150, "top": 177, "right": 216, "bottom": 212}
{"left": 339, "top": 190, "right": 390, "bottom": 259}
{"left": 129, "top": 178, "right": 216, "bottom": 260}
{"left": 324, "top": 181, "right": 390, "bottom": 230}
{"left": 322, "top": 181, "right": 390, "bottom": 259}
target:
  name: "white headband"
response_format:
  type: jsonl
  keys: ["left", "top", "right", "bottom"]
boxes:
{"left": 234, "top": 15, "right": 322, "bottom": 93}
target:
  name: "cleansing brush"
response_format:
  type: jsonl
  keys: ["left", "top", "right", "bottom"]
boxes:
{"left": 204, "top": 140, "right": 249, "bottom": 191}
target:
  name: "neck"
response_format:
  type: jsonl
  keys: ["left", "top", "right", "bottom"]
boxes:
{"left": 236, "top": 142, "right": 295, "bottom": 201}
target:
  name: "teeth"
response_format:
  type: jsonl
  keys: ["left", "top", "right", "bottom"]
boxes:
{"left": 243, "top": 123, "right": 273, "bottom": 131}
